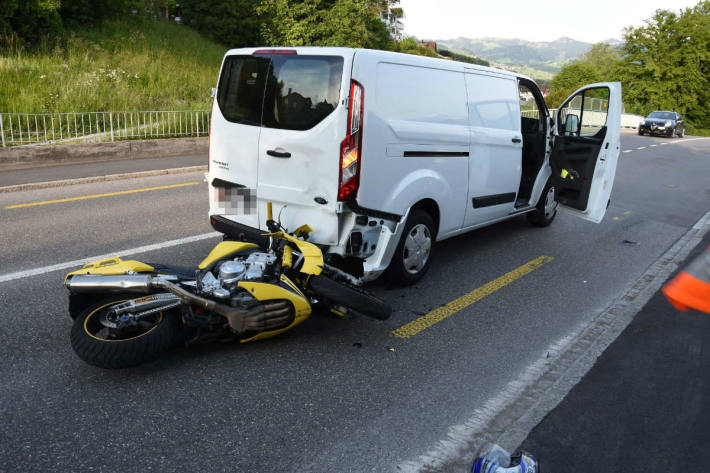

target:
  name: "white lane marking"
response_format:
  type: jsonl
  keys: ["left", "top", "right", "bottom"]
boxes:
{"left": 622, "top": 150, "right": 632, "bottom": 153}
{"left": 0, "top": 232, "right": 221, "bottom": 284}
{"left": 637, "top": 146, "right": 646, "bottom": 150}
{"left": 650, "top": 144, "right": 657, "bottom": 147}
{"left": 661, "top": 137, "right": 709, "bottom": 145}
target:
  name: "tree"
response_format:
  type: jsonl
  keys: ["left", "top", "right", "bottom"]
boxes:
{"left": 60, "top": 0, "right": 142, "bottom": 26}
{"left": 180, "top": 0, "right": 262, "bottom": 48}
{"left": 581, "top": 43, "right": 621, "bottom": 78}
{"left": 617, "top": 2, "right": 710, "bottom": 130}
{"left": 257, "top": 0, "right": 393, "bottom": 49}
{"left": 546, "top": 62, "right": 600, "bottom": 108}
{"left": 2, "top": 0, "right": 62, "bottom": 46}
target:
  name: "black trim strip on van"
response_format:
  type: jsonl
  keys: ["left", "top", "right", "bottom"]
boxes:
{"left": 472, "top": 192, "right": 517, "bottom": 209}
{"left": 211, "top": 178, "right": 245, "bottom": 189}
{"left": 346, "top": 201, "right": 402, "bottom": 222}
{"left": 403, "top": 151, "right": 469, "bottom": 157}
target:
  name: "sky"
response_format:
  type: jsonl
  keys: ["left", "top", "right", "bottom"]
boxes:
{"left": 397, "top": 0, "right": 700, "bottom": 43}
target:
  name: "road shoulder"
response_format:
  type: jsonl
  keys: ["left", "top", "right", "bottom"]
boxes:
{"left": 520, "top": 230, "right": 710, "bottom": 471}
{"left": 402, "top": 209, "right": 710, "bottom": 473}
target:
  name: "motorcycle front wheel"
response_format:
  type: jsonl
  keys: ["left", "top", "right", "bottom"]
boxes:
{"left": 70, "top": 295, "right": 182, "bottom": 369}
{"left": 308, "top": 275, "right": 391, "bottom": 320}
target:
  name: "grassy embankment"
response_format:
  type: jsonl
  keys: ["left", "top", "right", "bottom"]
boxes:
{"left": 0, "top": 20, "right": 226, "bottom": 113}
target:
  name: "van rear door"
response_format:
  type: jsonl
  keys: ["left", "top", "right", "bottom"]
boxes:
{"left": 209, "top": 49, "right": 351, "bottom": 245}
{"left": 550, "top": 82, "right": 622, "bottom": 223}
{"left": 256, "top": 51, "right": 349, "bottom": 245}
{"left": 210, "top": 54, "right": 270, "bottom": 231}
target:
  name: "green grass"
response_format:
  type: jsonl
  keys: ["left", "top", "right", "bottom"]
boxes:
{"left": 0, "top": 19, "right": 226, "bottom": 113}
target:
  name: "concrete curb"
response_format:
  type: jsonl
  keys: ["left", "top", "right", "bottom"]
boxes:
{"left": 0, "top": 165, "right": 207, "bottom": 193}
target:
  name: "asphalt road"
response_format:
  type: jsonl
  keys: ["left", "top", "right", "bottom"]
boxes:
{"left": 1, "top": 131, "right": 709, "bottom": 473}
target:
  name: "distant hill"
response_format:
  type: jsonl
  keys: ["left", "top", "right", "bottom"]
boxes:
{"left": 436, "top": 36, "right": 619, "bottom": 80}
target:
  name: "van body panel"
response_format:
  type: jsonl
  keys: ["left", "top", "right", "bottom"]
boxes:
{"left": 464, "top": 72, "right": 523, "bottom": 225}
{"left": 353, "top": 56, "right": 470, "bottom": 236}
{"left": 257, "top": 109, "right": 345, "bottom": 245}
{"left": 381, "top": 167, "right": 462, "bottom": 238}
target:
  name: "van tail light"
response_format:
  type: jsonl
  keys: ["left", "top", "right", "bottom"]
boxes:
{"left": 338, "top": 80, "right": 364, "bottom": 201}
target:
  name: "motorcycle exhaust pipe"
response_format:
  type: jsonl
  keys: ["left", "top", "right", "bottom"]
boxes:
{"left": 65, "top": 275, "right": 293, "bottom": 335}
{"left": 65, "top": 275, "right": 153, "bottom": 293}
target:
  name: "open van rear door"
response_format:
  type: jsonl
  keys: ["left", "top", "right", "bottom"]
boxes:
{"left": 550, "top": 82, "right": 621, "bottom": 223}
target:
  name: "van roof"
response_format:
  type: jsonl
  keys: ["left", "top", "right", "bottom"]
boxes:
{"left": 223, "top": 46, "right": 533, "bottom": 83}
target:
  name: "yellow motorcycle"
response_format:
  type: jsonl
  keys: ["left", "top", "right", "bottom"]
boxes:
{"left": 64, "top": 204, "right": 390, "bottom": 369}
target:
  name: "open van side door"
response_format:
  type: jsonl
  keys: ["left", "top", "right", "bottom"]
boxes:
{"left": 550, "top": 82, "right": 621, "bottom": 223}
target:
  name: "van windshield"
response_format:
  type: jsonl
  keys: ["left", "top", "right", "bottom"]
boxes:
{"left": 217, "top": 54, "right": 343, "bottom": 131}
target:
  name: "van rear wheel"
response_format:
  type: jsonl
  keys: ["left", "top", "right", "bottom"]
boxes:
{"left": 387, "top": 209, "right": 435, "bottom": 286}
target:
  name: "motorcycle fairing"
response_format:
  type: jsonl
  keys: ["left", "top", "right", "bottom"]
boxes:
{"left": 198, "top": 241, "right": 260, "bottom": 270}
{"left": 64, "top": 258, "right": 154, "bottom": 281}
{"left": 262, "top": 232, "right": 324, "bottom": 275}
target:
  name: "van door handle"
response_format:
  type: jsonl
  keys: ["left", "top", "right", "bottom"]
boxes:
{"left": 512, "top": 137, "right": 522, "bottom": 143}
{"left": 267, "top": 149, "right": 291, "bottom": 158}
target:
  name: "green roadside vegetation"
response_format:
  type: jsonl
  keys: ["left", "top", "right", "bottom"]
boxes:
{"left": 0, "top": 20, "right": 224, "bottom": 112}
{"left": 1, "top": 0, "right": 479, "bottom": 114}
{"left": 546, "top": 1, "right": 710, "bottom": 135}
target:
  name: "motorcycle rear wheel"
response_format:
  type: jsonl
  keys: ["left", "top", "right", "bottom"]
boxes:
{"left": 308, "top": 275, "right": 391, "bottom": 320}
{"left": 70, "top": 295, "right": 182, "bottom": 369}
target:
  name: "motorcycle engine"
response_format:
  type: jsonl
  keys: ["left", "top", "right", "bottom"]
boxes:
{"left": 199, "top": 252, "right": 278, "bottom": 300}
{"left": 218, "top": 252, "right": 277, "bottom": 288}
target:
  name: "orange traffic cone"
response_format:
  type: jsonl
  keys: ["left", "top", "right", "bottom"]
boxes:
{"left": 662, "top": 245, "right": 710, "bottom": 314}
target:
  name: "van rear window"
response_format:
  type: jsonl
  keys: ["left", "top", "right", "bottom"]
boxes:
{"left": 217, "top": 56, "right": 270, "bottom": 126}
{"left": 216, "top": 55, "right": 343, "bottom": 131}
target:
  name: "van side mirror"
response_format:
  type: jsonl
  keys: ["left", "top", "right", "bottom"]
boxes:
{"left": 211, "top": 87, "right": 217, "bottom": 98}
{"left": 564, "top": 114, "right": 579, "bottom": 136}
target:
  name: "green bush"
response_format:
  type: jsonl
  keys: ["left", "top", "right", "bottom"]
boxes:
{"left": 1, "top": 0, "right": 62, "bottom": 47}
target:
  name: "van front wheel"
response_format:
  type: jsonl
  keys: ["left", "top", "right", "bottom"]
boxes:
{"left": 387, "top": 209, "right": 435, "bottom": 286}
{"left": 527, "top": 180, "right": 558, "bottom": 227}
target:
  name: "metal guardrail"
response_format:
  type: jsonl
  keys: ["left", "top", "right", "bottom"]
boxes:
{"left": 0, "top": 110, "right": 211, "bottom": 147}
{"left": 1, "top": 107, "right": 644, "bottom": 148}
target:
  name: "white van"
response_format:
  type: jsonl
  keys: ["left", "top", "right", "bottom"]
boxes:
{"left": 207, "top": 47, "right": 621, "bottom": 284}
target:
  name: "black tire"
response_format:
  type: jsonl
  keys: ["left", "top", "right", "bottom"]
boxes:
{"left": 527, "top": 179, "right": 558, "bottom": 227}
{"left": 68, "top": 293, "right": 108, "bottom": 320}
{"left": 308, "top": 275, "right": 391, "bottom": 320}
{"left": 638, "top": 129, "right": 643, "bottom": 135}
{"left": 70, "top": 295, "right": 182, "bottom": 369}
{"left": 678, "top": 127, "right": 685, "bottom": 138}
{"left": 387, "top": 209, "right": 436, "bottom": 286}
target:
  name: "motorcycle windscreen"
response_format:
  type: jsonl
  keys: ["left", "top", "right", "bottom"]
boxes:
{"left": 550, "top": 82, "right": 621, "bottom": 223}
{"left": 208, "top": 55, "right": 271, "bottom": 230}
{"left": 256, "top": 55, "right": 346, "bottom": 246}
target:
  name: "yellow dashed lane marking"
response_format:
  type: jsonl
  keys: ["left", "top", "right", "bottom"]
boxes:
{"left": 5, "top": 182, "right": 200, "bottom": 209}
{"left": 392, "top": 255, "right": 554, "bottom": 339}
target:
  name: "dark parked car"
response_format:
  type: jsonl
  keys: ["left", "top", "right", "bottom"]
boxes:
{"left": 638, "top": 111, "right": 685, "bottom": 137}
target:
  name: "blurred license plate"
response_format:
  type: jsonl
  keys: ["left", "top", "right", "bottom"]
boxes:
{"left": 213, "top": 186, "right": 256, "bottom": 215}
